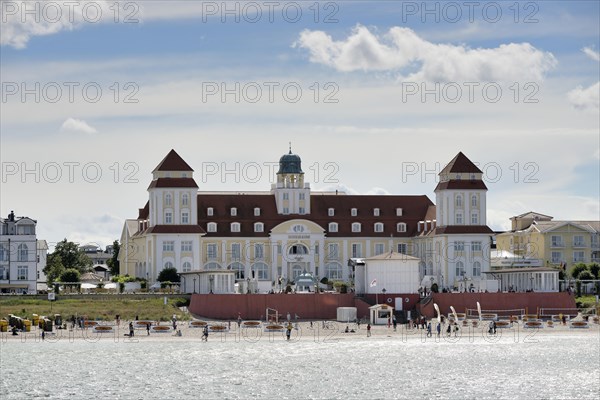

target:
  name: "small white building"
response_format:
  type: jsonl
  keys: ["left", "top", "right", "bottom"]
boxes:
{"left": 0, "top": 211, "right": 39, "bottom": 294}
{"left": 355, "top": 251, "right": 421, "bottom": 294}
{"left": 484, "top": 267, "right": 559, "bottom": 292}
{"left": 179, "top": 270, "right": 236, "bottom": 294}
{"left": 369, "top": 304, "right": 394, "bottom": 325}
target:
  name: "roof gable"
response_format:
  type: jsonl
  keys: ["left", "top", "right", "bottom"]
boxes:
{"left": 153, "top": 149, "right": 194, "bottom": 172}
{"left": 440, "top": 152, "right": 482, "bottom": 175}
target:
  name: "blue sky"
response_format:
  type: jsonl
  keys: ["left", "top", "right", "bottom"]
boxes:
{"left": 1, "top": 0, "right": 599, "bottom": 249}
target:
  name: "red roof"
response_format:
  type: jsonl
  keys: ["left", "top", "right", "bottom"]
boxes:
{"left": 144, "top": 225, "right": 206, "bottom": 234}
{"left": 440, "top": 152, "right": 482, "bottom": 174}
{"left": 434, "top": 226, "right": 494, "bottom": 235}
{"left": 138, "top": 202, "right": 149, "bottom": 219}
{"left": 147, "top": 178, "right": 199, "bottom": 190}
{"left": 434, "top": 180, "right": 488, "bottom": 191}
{"left": 153, "top": 149, "right": 194, "bottom": 172}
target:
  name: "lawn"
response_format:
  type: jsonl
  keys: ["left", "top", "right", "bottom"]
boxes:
{"left": 0, "top": 297, "right": 191, "bottom": 322}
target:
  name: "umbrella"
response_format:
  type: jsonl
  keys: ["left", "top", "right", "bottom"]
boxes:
{"left": 81, "top": 283, "right": 97, "bottom": 289}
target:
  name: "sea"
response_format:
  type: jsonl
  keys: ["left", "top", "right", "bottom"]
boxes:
{"left": 1, "top": 329, "right": 599, "bottom": 399}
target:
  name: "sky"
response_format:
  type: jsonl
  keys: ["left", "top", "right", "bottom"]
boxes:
{"left": 1, "top": 0, "right": 599, "bottom": 251}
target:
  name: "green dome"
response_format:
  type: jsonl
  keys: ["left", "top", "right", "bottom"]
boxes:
{"left": 277, "top": 150, "right": 303, "bottom": 174}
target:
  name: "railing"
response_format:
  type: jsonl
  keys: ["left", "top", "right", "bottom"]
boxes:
{"left": 551, "top": 242, "right": 564, "bottom": 248}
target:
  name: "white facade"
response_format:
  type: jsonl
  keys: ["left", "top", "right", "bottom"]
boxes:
{"left": 0, "top": 211, "right": 39, "bottom": 293}
{"left": 357, "top": 252, "right": 420, "bottom": 294}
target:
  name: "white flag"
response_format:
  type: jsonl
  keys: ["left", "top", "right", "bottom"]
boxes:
{"left": 370, "top": 279, "right": 377, "bottom": 287}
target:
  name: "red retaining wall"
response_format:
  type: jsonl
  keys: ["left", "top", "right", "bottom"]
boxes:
{"left": 421, "top": 292, "right": 577, "bottom": 318}
{"left": 189, "top": 293, "right": 357, "bottom": 320}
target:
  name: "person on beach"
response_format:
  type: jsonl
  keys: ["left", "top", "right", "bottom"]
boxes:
{"left": 366, "top": 323, "right": 371, "bottom": 337}
{"left": 41, "top": 330, "right": 45, "bottom": 341}
{"left": 492, "top": 321, "right": 497, "bottom": 335}
{"left": 147, "top": 323, "right": 150, "bottom": 336}
{"left": 446, "top": 323, "right": 451, "bottom": 337}
{"left": 286, "top": 323, "right": 292, "bottom": 341}
{"left": 454, "top": 323, "right": 459, "bottom": 337}
{"left": 202, "top": 326, "right": 209, "bottom": 341}
{"left": 427, "top": 322, "right": 432, "bottom": 337}
{"left": 436, "top": 322, "right": 441, "bottom": 337}
{"left": 392, "top": 315, "right": 397, "bottom": 332}
{"left": 129, "top": 322, "right": 134, "bottom": 337}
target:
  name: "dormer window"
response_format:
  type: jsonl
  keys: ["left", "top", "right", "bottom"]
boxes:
{"left": 329, "top": 222, "right": 338, "bottom": 232}
{"left": 374, "top": 222, "right": 384, "bottom": 232}
{"left": 397, "top": 223, "right": 406, "bottom": 232}
{"left": 352, "top": 222, "right": 361, "bottom": 232}
{"left": 231, "top": 222, "right": 241, "bottom": 232}
{"left": 231, "top": 207, "right": 237, "bottom": 216}
{"left": 351, "top": 208, "right": 357, "bottom": 216}
{"left": 254, "top": 222, "right": 264, "bottom": 232}
{"left": 328, "top": 208, "right": 335, "bottom": 216}
{"left": 207, "top": 222, "right": 217, "bottom": 232}
{"left": 396, "top": 208, "right": 403, "bottom": 216}
{"left": 207, "top": 207, "right": 214, "bottom": 216}
{"left": 456, "top": 174, "right": 461, "bottom": 180}
{"left": 373, "top": 208, "right": 380, "bottom": 216}
{"left": 254, "top": 207, "right": 261, "bottom": 216}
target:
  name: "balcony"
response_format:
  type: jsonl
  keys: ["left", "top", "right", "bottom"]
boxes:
{"left": 572, "top": 241, "right": 586, "bottom": 248}
{"left": 550, "top": 242, "right": 564, "bottom": 248}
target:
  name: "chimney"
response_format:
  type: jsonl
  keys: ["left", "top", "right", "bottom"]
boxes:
{"left": 423, "top": 220, "right": 428, "bottom": 231}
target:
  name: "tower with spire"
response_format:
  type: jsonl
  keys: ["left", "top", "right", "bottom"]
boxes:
{"left": 272, "top": 144, "right": 310, "bottom": 215}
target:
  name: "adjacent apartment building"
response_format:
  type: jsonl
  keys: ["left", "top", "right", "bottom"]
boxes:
{"left": 0, "top": 211, "right": 39, "bottom": 293}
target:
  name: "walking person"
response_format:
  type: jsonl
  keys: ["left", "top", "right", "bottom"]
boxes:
{"left": 41, "top": 330, "right": 45, "bottom": 341}
{"left": 129, "top": 322, "right": 134, "bottom": 337}
{"left": 366, "top": 323, "right": 371, "bottom": 337}
{"left": 286, "top": 323, "right": 292, "bottom": 341}
{"left": 427, "top": 322, "right": 432, "bottom": 337}
{"left": 392, "top": 315, "right": 397, "bottom": 332}
{"left": 146, "top": 322, "right": 150, "bottom": 336}
{"left": 202, "top": 326, "right": 209, "bottom": 341}
{"left": 446, "top": 323, "right": 451, "bottom": 337}
{"left": 436, "top": 322, "right": 441, "bottom": 337}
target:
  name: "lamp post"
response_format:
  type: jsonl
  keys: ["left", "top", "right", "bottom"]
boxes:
{"left": 193, "top": 278, "right": 196, "bottom": 294}
{"left": 209, "top": 274, "right": 214, "bottom": 294}
{"left": 382, "top": 288, "right": 387, "bottom": 304}
{"left": 530, "top": 276, "right": 534, "bottom": 292}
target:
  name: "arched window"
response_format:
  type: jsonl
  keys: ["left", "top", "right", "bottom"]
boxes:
{"left": 254, "top": 222, "right": 264, "bottom": 233}
{"left": 427, "top": 261, "right": 433, "bottom": 276}
{"left": 396, "top": 223, "right": 406, "bottom": 233}
{"left": 231, "top": 222, "right": 241, "bottom": 233}
{"left": 207, "top": 222, "right": 217, "bottom": 232}
{"left": 182, "top": 193, "right": 189, "bottom": 206}
{"left": 288, "top": 244, "right": 308, "bottom": 255}
{"left": 472, "top": 261, "right": 481, "bottom": 277}
{"left": 455, "top": 261, "right": 465, "bottom": 277}
{"left": 204, "top": 262, "right": 221, "bottom": 270}
{"left": 351, "top": 222, "right": 361, "bottom": 233}
{"left": 328, "top": 222, "right": 338, "bottom": 232}
{"left": 18, "top": 244, "right": 28, "bottom": 261}
{"left": 456, "top": 195, "right": 463, "bottom": 207}
{"left": 325, "top": 262, "right": 343, "bottom": 280}
{"left": 419, "top": 261, "right": 426, "bottom": 278}
{"left": 252, "top": 262, "right": 269, "bottom": 280}
{"left": 374, "top": 222, "right": 384, "bottom": 233}
{"left": 292, "top": 265, "right": 303, "bottom": 280}
{"left": 0, "top": 266, "right": 8, "bottom": 280}
{"left": 471, "top": 194, "right": 477, "bottom": 207}
{"left": 229, "top": 262, "right": 245, "bottom": 280}
{"left": 165, "top": 194, "right": 172, "bottom": 206}
{"left": 164, "top": 261, "right": 173, "bottom": 269}
{"left": 182, "top": 262, "right": 192, "bottom": 272}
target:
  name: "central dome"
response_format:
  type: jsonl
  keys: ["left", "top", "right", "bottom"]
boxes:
{"left": 277, "top": 150, "right": 303, "bottom": 174}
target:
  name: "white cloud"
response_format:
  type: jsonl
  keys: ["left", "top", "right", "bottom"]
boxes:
{"left": 294, "top": 25, "right": 557, "bottom": 83}
{"left": 60, "top": 118, "right": 97, "bottom": 134}
{"left": 583, "top": 47, "right": 600, "bottom": 62}
{"left": 567, "top": 81, "right": 600, "bottom": 111}
{"left": 1, "top": 1, "right": 113, "bottom": 49}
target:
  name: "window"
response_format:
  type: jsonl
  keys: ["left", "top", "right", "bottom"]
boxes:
{"left": 373, "top": 208, "right": 380, "bottom": 216}
{"left": 165, "top": 194, "right": 172, "bottom": 206}
{"left": 454, "top": 241, "right": 464, "bottom": 251}
{"left": 181, "top": 211, "right": 189, "bottom": 224}
{"left": 164, "top": 261, "right": 173, "bottom": 269}
{"left": 455, "top": 261, "right": 465, "bottom": 277}
{"left": 231, "top": 222, "right": 241, "bottom": 232}
{"left": 181, "top": 241, "right": 192, "bottom": 252}
{"left": 351, "top": 208, "right": 357, "bottom": 216}
{"left": 329, "top": 223, "right": 338, "bottom": 232}
{"left": 472, "top": 242, "right": 482, "bottom": 252}
{"left": 455, "top": 212, "right": 463, "bottom": 225}
{"left": 254, "top": 207, "right": 261, "bottom": 216}
{"left": 328, "top": 208, "right": 335, "bottom": 216}
{"left": 0, "top": 266, "right": 8, "bottom": 280}
{"left": 292, "top": 265, "right": 302, "bottom": 280}
{"left": 253, "top": 262, "right": 269, "bottom": 280}
{"left": 325, "top": 262, "right": 343, "bottom": 280}
{"left": 472, "top": 261, "right": 481, "bottom": 277}
{"left": 17, "top": 266, "right": 28, "bottom": 280}
{"left": 573, "top": 251, "right": 585, "bottom": 263}
{"left": 456, "top": 195, "right": 463, "bottom": 207}
{"left": 230, "top": 207, "right": 237, "bottom": 216}
{"left": 396, "top": 208, "right": 403, "bottom": 216}
{"left": 17, "top": 224, "right": 35, "bottom": 235}
{"left": 182, "top": 194, "right": 189, "bottom": 206}
{"left": 205, "top": 262, "right": 220, "bottom": 270}
{"left": 351, "top": 243, "right": 362, "bottom": 258}
{"left": 254, "top": 243, "right": 264, "bottom": 260}
{"left": 551, "top": 251, "right": 562, "bottom": 263}
{"left": 229, "top": 262, "right": 245, "bottom": 280}
{"left": 231, "top": 243, "right": 241, "bottom": 260}
{"left": 397, "top": 243, "right": 407, "bottom": 254}
{"left": 397, "top": 223, "right": 406, "bottom": 232}
{"left": 182, "top": 262, "right": 192, "bottom": 272}
{"left": 0, "top": 244, "right": 7, "bottom": 261}
{"left": 351, "top": 223, "right": 361, "bottom": 233}
{"left": 471, "top": 195, "right": 477, "bottom": 207}
{"left": 299, "top": 207, "right": 305, "bottom": 214}
{"left": 207, "top": 244, "right": 218, "bottom": 259}
{"left": 207, "top": 207, "right": 214, "bottom": 216}
{"left": 289, "top": 244, "right": 308, "bottom": 255}
{"left": 283, "top": 207, "right": 289, "bottom": 214}
{"left": 374, "top": 223, "right": 384, "bottom": 233}
{"left": 471, "top": 213, "right": 478, "bottom": 225}
{"left": 163, "top": 241, "right": 174, "bottom": 252}
{"left": 573, "top": 235, "right": 585, "bottom": 247}
{"left": 328, "top": 243, "right": 339, "bottom": 260}
{"left": 18, "top": 244, "right": 28, "bottom": 261}
{"left": 283, "top": 193, "right": 289, "bottom": 200}
{"left": 375, "top": 243, "right": 385, "bottom": 255}
{"left": 165, "top": 211, "right": 173, "bottom": 224}
{"left": 551, "top": 235, "right": 563, "bottom": 247}
{"left": 299, "top": 193, "right": 305, "bottom": 200}
{"left": 254, "top": 222, "right": 264, "bottom": 233}
{"left": 207, "top": 222, "right": 217, "bottom": 232}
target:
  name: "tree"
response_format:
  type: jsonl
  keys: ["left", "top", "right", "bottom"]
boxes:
{"left": 589, "top": 263, "right": 600, "bottom": 279}
{"left": 570, "top": 263, "right": 589, "bottom": 279}
{"left": 53, "top": 239, "right": 92, "bottom": 273}
{"left": 60, "top": 268, "right": 81, "bottom": 283}
{"left": 578, "top": 270, "right": 594, "bottom": 281}
{"left": 106, "top": 240, "right": 120, "bottom": 276}
{"left": 157, "top": 267, "right": 180, "bottom": 283}
{"left": 44, "top": 253, "right": 65, "bottom": 285}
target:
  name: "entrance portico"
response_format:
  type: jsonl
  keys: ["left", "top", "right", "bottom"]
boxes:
{"left": 484, "top": 267, "right": 559, "bottom": 292}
